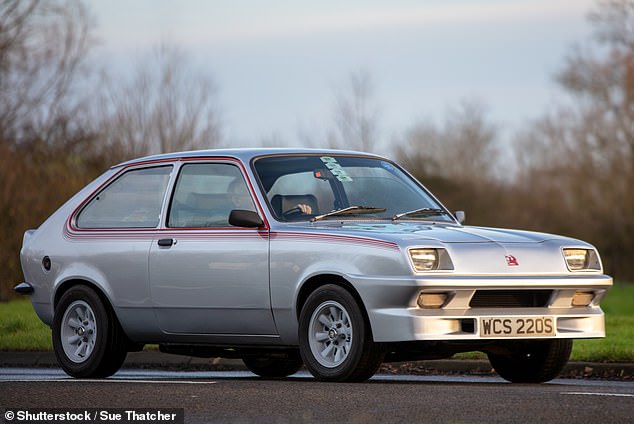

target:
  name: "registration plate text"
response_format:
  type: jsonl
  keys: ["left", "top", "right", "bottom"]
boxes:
{"left": 479, "top": 317, "right": 555, "bottom": 338}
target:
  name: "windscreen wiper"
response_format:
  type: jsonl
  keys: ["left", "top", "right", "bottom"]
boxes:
{"left": 392, "top": 207, "right": 450, "bottom": 221}
{"left": 311, "top": 206, "right": 387, "bottom": 222}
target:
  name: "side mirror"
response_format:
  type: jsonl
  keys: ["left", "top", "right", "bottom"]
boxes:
{"left": 229, "top": 209, "right": 264, "bottom": 228}
{"left": 454, "top": 210, "right": 466, "bottom": 224}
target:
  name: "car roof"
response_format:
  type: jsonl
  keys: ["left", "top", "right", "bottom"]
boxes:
{"left": 112, "top": 147, "right": 384, "bottom": 169}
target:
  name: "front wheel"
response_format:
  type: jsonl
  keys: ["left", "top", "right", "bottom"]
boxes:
{"left": 487, "top": 339, "right": 573, "bottom": 383}
{"left": 52, "top": 285, "right": 128, "bottom": 378}
{"left": 299, "top": 284, "right": 384, "bottom": 382}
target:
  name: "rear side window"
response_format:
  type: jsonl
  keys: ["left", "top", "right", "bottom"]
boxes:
{"left": 76, "top": 166, "right": 173, "bottom": 229}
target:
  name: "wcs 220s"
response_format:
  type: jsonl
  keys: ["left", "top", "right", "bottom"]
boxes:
{"left": 16, "top": 149, "right": 612, "bottom": 383}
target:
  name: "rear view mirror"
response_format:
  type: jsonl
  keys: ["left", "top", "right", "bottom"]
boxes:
{"left": 313, "top": 168, "right": 333, "bottom": 180}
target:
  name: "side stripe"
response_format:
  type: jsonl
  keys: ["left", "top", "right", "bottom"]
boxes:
{"left": 271, "top": 231, "right": 400, "bottom": 251}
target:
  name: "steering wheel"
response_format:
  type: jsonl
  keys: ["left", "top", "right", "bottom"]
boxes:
{"left": 282, "top": 206, "right": 303, "bottom": 218}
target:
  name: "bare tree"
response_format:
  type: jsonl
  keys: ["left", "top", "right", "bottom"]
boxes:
{"left": 328, "top": 70, "right": 380, "bottom": 152}
{"left": 394, "top": 99, "right": 504, "bottom": 226}
{"left": 0, "top": 0, "right": 100, "bottom": 300}
{"left": 96, "top": 44, "right": 222, "bottom": 161}
{"left": 0, "top": 0, "right": 94, "bottom": 146}
{"left": 397, "top": 99, "right": 498, "bottom": 182}
{"left": 0, "top": 5, "right": 227, "bottom": 300}
{"left": 514, "top": 0, "right": 634, "bottom": 280}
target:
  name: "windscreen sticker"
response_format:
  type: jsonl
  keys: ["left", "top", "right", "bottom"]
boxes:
{"left": 320, "top": 156, "right": 353, "bottom": 182}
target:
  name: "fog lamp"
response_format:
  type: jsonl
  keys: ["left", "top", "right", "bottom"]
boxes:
{"left": 571, "top": 291, "right": 595, "bottom": 307}
{"left": 418, "top": 292, "right": 449, "bottom": 309}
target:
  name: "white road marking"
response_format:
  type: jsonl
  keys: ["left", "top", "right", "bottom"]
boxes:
{"left": 562, "top": 392, "right": 634, "bottom": 398}
{"left": 1, "top": 379, "right": 218, "bottom": 384}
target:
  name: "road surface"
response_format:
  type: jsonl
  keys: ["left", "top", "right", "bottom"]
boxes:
{"left": 1, "top": 368, "right": 633, "bottom": 423}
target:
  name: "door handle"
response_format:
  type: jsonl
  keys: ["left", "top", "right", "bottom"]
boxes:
{"left": 157, "top": 238, "right": 174, "bottom": 247}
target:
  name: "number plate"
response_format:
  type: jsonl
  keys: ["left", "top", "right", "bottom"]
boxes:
{"left": 479, "top": 316, "right": 555, "bottom": 338}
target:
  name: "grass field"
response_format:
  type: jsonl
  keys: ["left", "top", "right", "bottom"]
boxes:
{"left": 1, "top": 283, "right": 633, "bottom": 361}
{"left": 571, "top": 282, "right": 634, "bottom": 362}
{"left": 0, "top": 299, "right": 52, "bottom": 351}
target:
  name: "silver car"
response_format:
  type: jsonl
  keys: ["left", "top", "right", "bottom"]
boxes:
{"left": 16, "top": 149, "right": 612, "bottom": 382}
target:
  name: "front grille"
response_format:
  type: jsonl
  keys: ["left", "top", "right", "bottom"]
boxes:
{"left": 469, "top": 290, "right": 553, "bottom": 308}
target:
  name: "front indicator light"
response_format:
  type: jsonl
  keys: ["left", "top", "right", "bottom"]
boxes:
{"left": 563, "top": 248, "right": 601, "bottom": 271}
{"left": 418, "top": 292, "right": 450, "bottom": 309}
{"left": 571, "top": 291, "right": 595, "bottom": 307}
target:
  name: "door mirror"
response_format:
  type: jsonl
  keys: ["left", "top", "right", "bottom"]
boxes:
{"left": 229, "top": 209, "right": 264, "bottom": 228}
{"left": 454, "top": 210, "right": 466, "bottom": 224}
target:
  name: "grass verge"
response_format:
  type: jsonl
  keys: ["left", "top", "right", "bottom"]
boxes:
{"left": 571, "top": 282, "right": 634, "bottom": 362}
{"left": 0, "top": 298, "right": 52, "bottom": 351}
{"left": 1, "top": 282, "right": 633, "bottom": 361}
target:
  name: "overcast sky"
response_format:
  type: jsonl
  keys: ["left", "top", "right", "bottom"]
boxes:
{"left": 90, "top": 0, "right": 596, "bottom": 154}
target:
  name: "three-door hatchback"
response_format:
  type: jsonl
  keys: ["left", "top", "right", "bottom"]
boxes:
{"left": 17, "top": 149, "right": 612, "bottom": 382}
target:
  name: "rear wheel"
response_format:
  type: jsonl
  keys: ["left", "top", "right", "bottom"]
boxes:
{"left": 242, "top": 354, "right": 303, "bottom": 378}
{"left": 487, "top": 339, "right": 573, "bottom": 383}
{"left": 299, "top": 284, "right": 384, "bottom": 382}
{"left": 52, "top": 285, "right": 128, "bottom": 378}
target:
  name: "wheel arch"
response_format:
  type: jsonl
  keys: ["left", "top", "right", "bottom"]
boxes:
{"left": 53, "top": 278, "right": 141, "bottom": 351}
{"left": 54, "top": 278, "right": 112, "bottom": 311}
{"left": 295, "top": 274, "right": 375, "bottom": 340}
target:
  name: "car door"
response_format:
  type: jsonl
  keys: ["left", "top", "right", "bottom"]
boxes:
{"left": 72, "top": 164, "right": 174, "bottom": 330}
{"left": 148, "top": 160, "right": 275, "bottom": 335}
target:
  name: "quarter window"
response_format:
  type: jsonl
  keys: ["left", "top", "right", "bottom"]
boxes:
{"left": 168, "top": 163, "right": 255, "bottom": 228}
{"left": 76, "top": 166, "right": 172, "bottom": 228}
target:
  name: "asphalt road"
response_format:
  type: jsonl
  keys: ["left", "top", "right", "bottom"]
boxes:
{"left": 1, "top": 369, "right": 633, "bottom": 423}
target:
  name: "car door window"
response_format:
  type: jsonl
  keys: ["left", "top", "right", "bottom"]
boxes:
{"left": 76, "top": 166, "right": 172, "bottom": 229}
{"left": 168, "top": 163, "right": 255, "bottom": 228}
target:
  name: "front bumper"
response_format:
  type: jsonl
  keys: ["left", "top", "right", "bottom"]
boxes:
{"left": 351, "top": 274, "right": 612, "bottom": 342}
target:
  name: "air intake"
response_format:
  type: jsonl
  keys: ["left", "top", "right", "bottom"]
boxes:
{"left": 469, "top": 290, "right": 552, "bottom": 308}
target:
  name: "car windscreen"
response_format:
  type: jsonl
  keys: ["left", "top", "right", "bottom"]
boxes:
{"left": 252, "top": 155, "right": 453, "bottom": 222}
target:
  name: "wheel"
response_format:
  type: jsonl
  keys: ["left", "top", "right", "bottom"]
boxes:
{"left": 299, "top": 284, "right": 384, "bottom": 382}
{"left": 52, "top": 285, "right": 128, "bottom": 378}
{"left": 282, "top": 206, "right": 302, "bottom": 217}
{"left": 487, "top": 339, "right": 573, "bottom": 383}
{"left": 282, "top": 206, "right": 308, "bottom": 220}
{"left": 242, "top": 353, "right": 303, "bottom": 378}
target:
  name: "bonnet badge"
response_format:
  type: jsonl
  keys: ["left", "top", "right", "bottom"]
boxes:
{"left": 505, "top": 255, "right": 519, "bottom": 266}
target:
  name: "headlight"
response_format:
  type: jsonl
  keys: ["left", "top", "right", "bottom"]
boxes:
{"left": 409, "top": 248, "right": 454, "bottom": 272}
{"left": 563, "top": 248, "right": 601, "bottom": 271}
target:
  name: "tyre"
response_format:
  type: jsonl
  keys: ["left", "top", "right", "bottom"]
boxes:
{"left": 299, "top": 284, "right": 384, "bottom": 382}
{"left": 242, "top": 353, "right": 303, "bottom": 378}
{"left": 487, "top": 339, "right": 573, "bottom": 383}
{"left": 52, "top": 285, "right": 128, "bottom": 378}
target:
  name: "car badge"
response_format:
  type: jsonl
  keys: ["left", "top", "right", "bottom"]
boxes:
{"left": 505, "top": 255, "right": 519, "bottom": 266}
